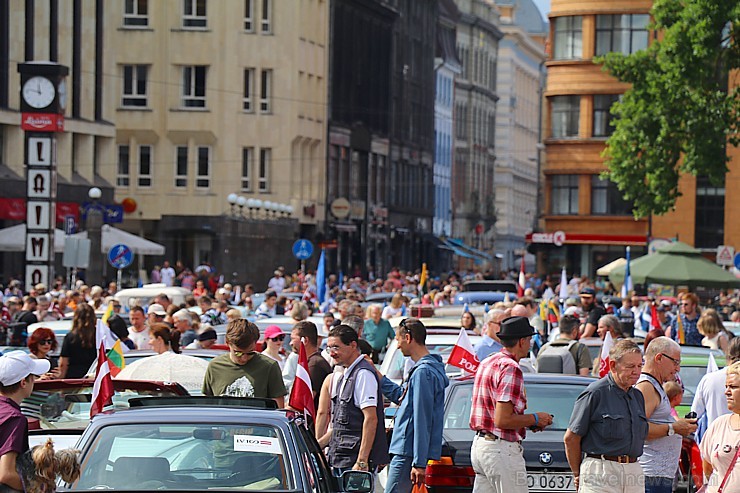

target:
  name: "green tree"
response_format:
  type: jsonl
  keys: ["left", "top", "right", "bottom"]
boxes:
{"left": 599, "top": 0, "right": 739, "bottom": 217}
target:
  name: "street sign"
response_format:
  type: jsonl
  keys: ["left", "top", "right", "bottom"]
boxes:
{"left": 107, "top": 243, "right": 134, "bottom": 269}
{"left": 734, "top": 252, "right": 740, "bottom": 270}
{"left": 64, "top": 215, "right": 76, "bottom": 234}
{"left": 716, "top": 245, "right": 734, "bottom": 266}
{"left": 292, "top": 239, "right": 314, "bottom": 260}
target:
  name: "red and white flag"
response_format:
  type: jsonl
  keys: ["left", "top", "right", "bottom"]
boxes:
{"left": 650, "top": 303, "right": 661, "bottom": 330}
{"left": 289, "top": 339, "right": 316, "bottom": 419}
{"left": 90, "top": 342, "right": 114, "bottom": 417}
{"left": 448, "top": 328, "right": 480, "bottom": 373}
{"left": 518, "top": 255, "right": 526, "bottom": 298}
{"left": 598, "top": 332, "right": 614, "bottom": 378}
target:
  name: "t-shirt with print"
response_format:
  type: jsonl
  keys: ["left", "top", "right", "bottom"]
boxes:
{"left": 699, "top": 413, "right": 740, "bottom": 493}
{"left": 202, "top": 353, "right": 286, "bottom": 399}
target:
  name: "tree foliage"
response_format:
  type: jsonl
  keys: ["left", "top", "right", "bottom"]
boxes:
{"left": 599, "top": 0, "right": 739, "bottom": 217}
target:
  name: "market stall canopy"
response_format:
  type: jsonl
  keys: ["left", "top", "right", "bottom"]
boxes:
{"left": 73, "top": 225, "right": 165, "bottom": 255}
{"left": 596, "top": 258, "right": 626, "bottom": 276}
{"left": 609, "top": 241, "right": 740, "bottom": 289}
{"left": 0, "top": 224, "right": 67, "bottom": 252}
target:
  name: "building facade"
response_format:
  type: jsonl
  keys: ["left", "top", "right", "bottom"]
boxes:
{"left": 452, "top": 0, "right": 502, "bottom": 267}
{"left": 535, "top": 0, "right": 739, "bottom": 278}
{"left": 493, "top": 0, "right": 546, "bottom": 271}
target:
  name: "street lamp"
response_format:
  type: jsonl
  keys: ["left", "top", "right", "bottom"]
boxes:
{"left": 86, "top": 187, "right": 103, "bottom": 287}
{"left": 227, "top": 193, "right": 238, "bottom": 215}
{"left": 236, "top": 195, "right": 247, "bottom": 217}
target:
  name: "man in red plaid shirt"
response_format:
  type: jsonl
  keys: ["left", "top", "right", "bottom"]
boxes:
{"left": 469, "top": 316, "right": 554, "bottom": 493}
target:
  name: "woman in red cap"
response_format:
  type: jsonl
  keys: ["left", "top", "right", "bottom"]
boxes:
{"left": 261, "top": 325, "right": 286, "bottom": 370}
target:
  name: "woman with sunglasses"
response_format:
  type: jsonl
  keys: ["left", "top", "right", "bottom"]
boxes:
{"left": 28, "top": 327, "right": 60, "bottom": 379}
{"left": 261, "top": 325, "right": 286, "bottom": 370}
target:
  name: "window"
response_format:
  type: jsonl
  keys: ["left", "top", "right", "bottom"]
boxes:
{"left": 183, "top": 0, "right": 207, "bottom": 28}
{"left": 138, "top": 145, "right": 152, "bottom": 188}
{"left": 553, "top": 16, "right": 582, "bottom": 60}
{"left": 241, "top": 147, "right": 253, "bottom": 191}
{"left": 259, "top": 148, "right": 270, "bottom": 192}
{"left": 243, "top": 68, "right": 254, "bottom": 112}
{"left": 596, "top": 14, "right": 649, "bottom": 56}
{"left": 551, "top": 95, "right": 580, "bottom": 139}
{"left": 551, "top": 174, "right": 579, "bottom": 215}
{"left": 695, "top": 176, "right": 725, "bottom": 248}
{"left": 260, "top": 69, "right": 272, "bottom": 113}
{"left": 196, "top": 146, "right": 210, "bottom": 188}
{"left": 117, "top": 145, "right": 130, "bottom": 187}
{"left": 124, "top": 0, "right": 148, "bottom": 27}
{"left": 182, "top": 66, "right": 207, "bottom": 108}
{"left": 122, "top": 65, "right": 148, "bottom": 107}
{"left": 261, "top": 0, "right": 271, "bottom": 33}
{"left": 593, "top": 94, "right": 620, "bottom": 137}
{"left": 175, "top": 146, "right": 188, "bottom": 188}
{"left": 591, "top": 176, "right": 632, "bottom": 215}
{"left": 244, "top": 0, "right": 254, "bottom": 31}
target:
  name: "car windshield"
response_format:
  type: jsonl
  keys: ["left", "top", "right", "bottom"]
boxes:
{"left": 22, "top": 386, "right": 183, "bottom": 429}
{"left": 677, "top": 366, "right": 709, "bottom": 406}
{"left": 444, "top": 381, "right": 586, "bottom": 431}
{"left": 70, "top": 424, "right": 291, "bottom": 491}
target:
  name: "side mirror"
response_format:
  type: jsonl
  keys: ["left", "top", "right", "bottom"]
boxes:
{"left": 340, "top": 470, "right": 373, "bottom": 492}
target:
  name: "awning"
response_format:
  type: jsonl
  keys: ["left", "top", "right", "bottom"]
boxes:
{"left": 447, "top": 238, "right": 490, "bottom": 262}
{"left": 441, "top": 239, "right": 477, "bottom": 259}
{"left": 422, "top": 233, "right": 455, "bottom": 252}
{"left": 0, "top": 224, "right": 67, "bottom": 252}
{"left": 73, "top": 225, "right": 165, "bottom": 255}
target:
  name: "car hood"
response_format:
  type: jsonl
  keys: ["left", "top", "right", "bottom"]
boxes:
{"left": 442, "top": 428, "right": 570, "bottom": 470}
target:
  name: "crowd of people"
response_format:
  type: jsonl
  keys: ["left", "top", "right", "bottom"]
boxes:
{"left": 0, "top": 261, "right": 739, "bottom": 492}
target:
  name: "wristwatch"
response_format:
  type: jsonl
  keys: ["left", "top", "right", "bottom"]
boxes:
{"left": 667, "top": 423, "right": 675, "bottom": 436}
{"left": 356, "top": 460, "right": 368, "bottom": 469}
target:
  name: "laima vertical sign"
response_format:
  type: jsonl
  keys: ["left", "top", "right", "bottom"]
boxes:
{"left": 18, "top": 62, "right": 69, "bottom": 291}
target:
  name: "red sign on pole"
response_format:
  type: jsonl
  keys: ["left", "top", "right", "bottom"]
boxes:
{"left": 21, "top": 113, "right": 65, "bottom": 132}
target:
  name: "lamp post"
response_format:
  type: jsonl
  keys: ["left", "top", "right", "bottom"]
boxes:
{"left": 236, "top": 196, "right": 247, "bottom": 217}
{"left": 227, "top": 193, "right": 238, "bottom": 215}
{"left": 86, "top": 187, "right": 103, "bottom": 287}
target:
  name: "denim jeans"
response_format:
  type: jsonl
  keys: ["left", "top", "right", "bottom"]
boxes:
{"left": 644, "top": 476, "right": 673, "bottom": 493}
{"left": 384, "top": 455, "right": 413, "bottom": 493}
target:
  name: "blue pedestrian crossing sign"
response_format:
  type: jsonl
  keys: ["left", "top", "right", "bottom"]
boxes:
{"left": 292, "top": 239, "right": 314, "bottom": 260}
{"left": 108, "top": 244, "right": 134, "bottom": 269}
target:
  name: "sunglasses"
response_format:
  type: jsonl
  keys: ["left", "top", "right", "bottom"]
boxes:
{"left": 399, "top": 318, "right": 412, "bottom": 334}
{"left": 270, "top": 335, "right": 285, "bottom": 342}
{"left": 230, "top": 347, "right": 257, "bottom": 358}
{"left": 39, "top": 339, "right": 54, "bottom": 345}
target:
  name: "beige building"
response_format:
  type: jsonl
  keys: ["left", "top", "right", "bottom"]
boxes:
{"left": 112, "top": 0, "right": 329, "bottom": 271}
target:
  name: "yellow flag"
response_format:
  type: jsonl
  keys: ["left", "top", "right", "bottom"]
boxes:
{"left": 101, "top": 301, "right": 115, "bottom": 326}
{"left": 419, "top": 263, "right": 428, "bottom": 294}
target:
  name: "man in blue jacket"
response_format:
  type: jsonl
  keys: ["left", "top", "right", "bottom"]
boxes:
{"left": 375, "top": 318, "right": 450, "bottom": 492}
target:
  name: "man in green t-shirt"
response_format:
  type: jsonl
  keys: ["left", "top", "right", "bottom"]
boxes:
{"left": 202, "top": 319, "right": 286, "bottom": 407}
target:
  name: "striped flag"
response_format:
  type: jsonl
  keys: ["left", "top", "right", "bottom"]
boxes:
{"left": 106, "top": 340, "right": 126, "bottom": 377}
{"left": 289, "top": 339, "right": 315, "bottom": 419}
{"left": 518, "top": 255, "right": 526, "bottom": 298}
{"left": 598, "top": 332, "right": 615, "bottom": 378}
{"left": 90, "top": 342, "right": 114, "bottom": 417}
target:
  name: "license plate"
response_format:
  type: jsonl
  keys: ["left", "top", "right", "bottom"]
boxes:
{"left": 527, "top": 472, "right": 575, "bottom": 492}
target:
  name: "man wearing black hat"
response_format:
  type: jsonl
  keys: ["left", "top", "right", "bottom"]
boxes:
{"left": 578, "top": 287, "right": 605, "bottom": 338}
{"left": 469, "top": 316, "right": 554, "bottom": 492}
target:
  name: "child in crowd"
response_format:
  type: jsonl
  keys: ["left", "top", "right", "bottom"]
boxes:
{"left": 663, "top": 380, "right": 684, "bottom": 419}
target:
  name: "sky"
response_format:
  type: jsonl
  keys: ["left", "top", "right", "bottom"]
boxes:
{"left": 532, "top": 0, "right": 550, "bottom": 21}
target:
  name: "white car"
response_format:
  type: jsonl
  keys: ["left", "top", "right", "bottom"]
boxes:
{"left": 115, "top": 284, "right": 191, "bottom": 309}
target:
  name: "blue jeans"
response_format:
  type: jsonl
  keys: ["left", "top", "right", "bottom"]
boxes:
{"left": 644, "top": 476, "right": 673, "bottom": 493}
{"left": 385, "top": 455, "right": 413, "bottom": 493}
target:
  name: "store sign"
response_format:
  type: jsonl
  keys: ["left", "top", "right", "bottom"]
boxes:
{"left": 21, "top": 113, "right": 64, "bottom": 132}
{"left": 531, "top": 230, "right": 566, "bottom": 247}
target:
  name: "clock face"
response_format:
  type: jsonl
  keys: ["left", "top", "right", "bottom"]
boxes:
{"left": 58, "top": 79, "right": 67, "bottom": 111}
{"left": 22, "top": 76, "right": 56, "bottom": 109}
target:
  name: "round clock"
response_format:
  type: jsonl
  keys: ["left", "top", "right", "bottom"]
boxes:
{"left": 58, "top": 79, "right": 67, "bottom": 111}
{"left": 22, "top": 76, "right": 56, "bottom": 109}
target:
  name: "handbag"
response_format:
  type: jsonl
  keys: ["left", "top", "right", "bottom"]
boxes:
{"left": 412, "top": 483, "right": 428, "bottom": 493}
{"left": 698, "top": 439, "right": 740, "bottom": 493}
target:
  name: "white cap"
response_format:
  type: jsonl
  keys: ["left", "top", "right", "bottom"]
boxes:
{"left": 147, "top": 303, "right": 167, "bottom": 316}
{"left": 0, "top": 351, "right": 50, "bottom": 386}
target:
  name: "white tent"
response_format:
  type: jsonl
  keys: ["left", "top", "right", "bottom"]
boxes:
{"left": 0, "top": 224, "right": 67, "bottom": 252}
{"left": 73, "top": 225, "right": 165, "bottom": 255}
{"left": 596, "top": 257, "right": 626, "bottom": 277}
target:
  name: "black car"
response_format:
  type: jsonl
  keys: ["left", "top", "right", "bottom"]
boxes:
{"left": 425, "top": 374, "right": 594, "bottom": 493}
{"left": 60, "top": 396, "right": 372, "bottom": 492}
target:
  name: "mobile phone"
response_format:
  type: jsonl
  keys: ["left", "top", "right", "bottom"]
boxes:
{"left": 685, "top": 411, "right": 697, "bottom": 419}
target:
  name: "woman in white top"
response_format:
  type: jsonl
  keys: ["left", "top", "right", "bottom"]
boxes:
{"left": 381, "top": 293, "right": 405, "bottom": 319}
{"left": 261, "top": 325, "right": 286, "bottom": 370}
{"left": 698, "top": 309, "right": 729, "bottom": 354}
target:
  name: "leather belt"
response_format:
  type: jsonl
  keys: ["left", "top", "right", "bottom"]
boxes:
{"left": 475, "top": 430, "right": 522, "bottom": 444}
{"left": 586, "top": 453, "right": 638, "bottom": 464}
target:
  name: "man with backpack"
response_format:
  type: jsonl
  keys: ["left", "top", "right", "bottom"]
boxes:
{"left": 536, "top": 315, "right": 591, "bottom": 375}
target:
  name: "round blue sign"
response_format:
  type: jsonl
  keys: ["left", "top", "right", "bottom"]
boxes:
{"left": 292, "top": 239, "right": 314, "bottom": 260}
{"left": 735, "top": 252, "right": 740, "bottom": 270}
{"left": 108, "top": 244, "right": 134, "bottom": 269}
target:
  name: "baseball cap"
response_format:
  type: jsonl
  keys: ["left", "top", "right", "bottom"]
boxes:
{"left": 0, "top": 350, "right": 50, "bottom": 386}
{"left": 198, "top": 329, "right": 218, "bottom": 342}
{"left": 147, "top": 303, "right": 167, "bottom": 316}
{"left": 579, "top": 287, "right": 596, "bottom": 297}
{"left": 264, "top": 325, "right": 284, "bottom": 340}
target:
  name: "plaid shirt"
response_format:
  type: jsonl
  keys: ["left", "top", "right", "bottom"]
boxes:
{"left": 469, "top": 348, "right": 527, "bottom": 442}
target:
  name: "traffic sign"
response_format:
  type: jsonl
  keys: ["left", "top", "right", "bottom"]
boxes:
{"left": 107, "top": 243, "right": 134, "bottom": 269}
{"left": 734, "top": 252, "right": 740, "bottom": 270}
{"left": 292, "top": 239, "right": 314, "bottom": 260}
{"left": 716, "top": 245, "right": 734, "bottom": 266}
{"left": 64, "top": 215, "right": 76, "bottom": 234}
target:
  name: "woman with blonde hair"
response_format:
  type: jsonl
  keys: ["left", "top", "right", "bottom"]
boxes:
{"left": 698, "top": 309, "right": 730, "bottom": 353}
{"left": 381, "top": 293, "right": 405, "bottom": 319}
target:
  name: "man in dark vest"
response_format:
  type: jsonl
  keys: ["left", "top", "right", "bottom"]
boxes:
{"left": 326, "top": 324, "right": 389, "bottom": 476}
